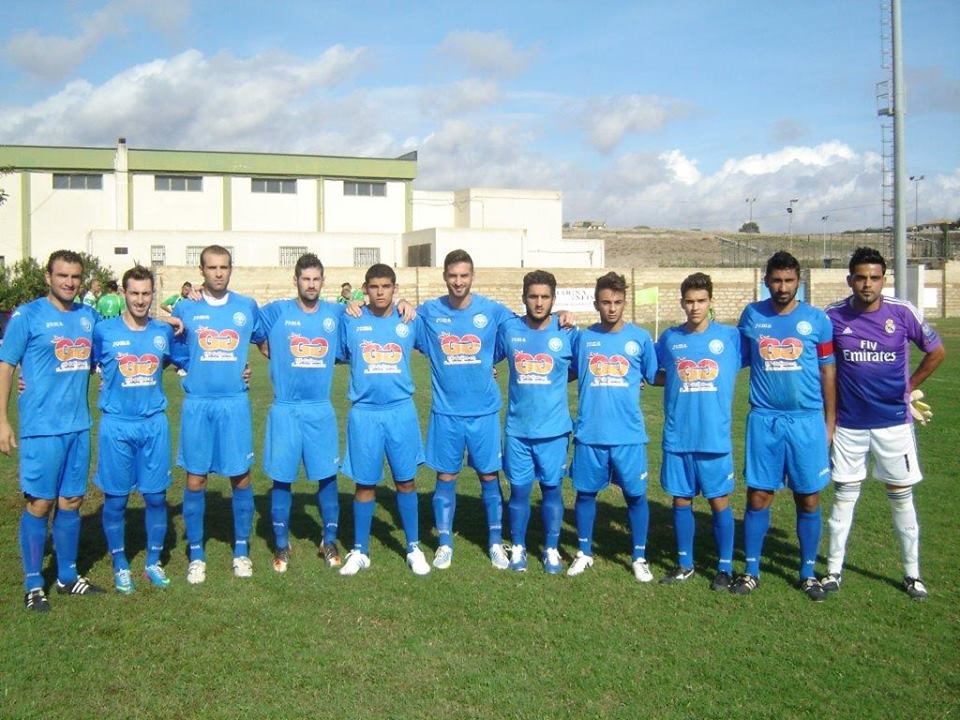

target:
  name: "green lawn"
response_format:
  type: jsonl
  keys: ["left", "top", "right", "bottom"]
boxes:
{"left": 1, "top": 319, "right": 958, "bottom": 719}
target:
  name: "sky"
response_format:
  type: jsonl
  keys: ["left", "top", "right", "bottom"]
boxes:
{"left": 0, "top": 0, "right": 957, "bottom": 233}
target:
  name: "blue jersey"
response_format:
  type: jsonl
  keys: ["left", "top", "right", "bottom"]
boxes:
{"left": 172, "top": 293, "right": 262, "bottom": 397}
{"left": 497, "top": 315, "right": 575, "bottom": 439}
{"left": 93, "top": 317, "right": 173, "bottom": 419}
{"left": 738, "top": 300, "right": 834, "bottom": 414}
{"left": 339, "top": 307, "right": 421, "bottom": 408}
{"left": 656, "top": 322, "right": 742, "bottom": 453}
{"left": 0, "top": 298, "right": 97, "bottom": 437}
{"left": 259, "top": 299, "right": 343, "bottom": 403}
{"left": 572, "top": 323, "right": 657, "bottom": 445}
{"left": 416, "top": 294, "right": 514, "bottom": 416}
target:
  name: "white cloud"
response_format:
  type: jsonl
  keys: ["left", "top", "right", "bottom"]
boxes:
{"left": 437, "top": 30, "right": 535, "bottom": 77}
{"left": 421, "top": 78, "right": 501, "bottom": 116}
{"left": 582, "top": 94, "right": 692, "bottom": 152}
{"left": 770, "top": 117, "right": 808, "bottom": 144}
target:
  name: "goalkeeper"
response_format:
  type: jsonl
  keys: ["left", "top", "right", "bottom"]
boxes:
{"left": 821, "top": 247, "right": 945, "bottom": 601}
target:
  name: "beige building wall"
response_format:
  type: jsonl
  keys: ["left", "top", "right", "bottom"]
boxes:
{"left": 322, "top": 179, "right": 407, "bottom": 234}
{"left": 131, "top": 174, "right": 223, "bottom": 231}
{"left": 29, "top": 172, "right": 116, "bottom": 262}
{"left": 230, "top": 177, "right": 319, "bottom": 233}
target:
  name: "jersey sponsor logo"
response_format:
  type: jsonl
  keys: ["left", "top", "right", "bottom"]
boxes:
{"left": 45, "top": 321, "right": 63, "bottom": 328}
{"left": 395, "top": 323, "right": 410, "bottom": 338}
{"left": 192, "top": 314, "right": 211, "bottom": 321}
{"left": 841, "top": 326, "right": 853, "bottom": 335}
{"left": 675, "top": 357, "right": 719, "bottom": 393}
{"left": 796, "top": 320, "right": 813, "bottom": 336}
{"left": 284, "top": 320, "right": 301, "bottom": 327}
{"left": 671, "top": 342, "right": 688, "bottom": 350}
{"left": 753, "top": 322, "right": 772, "bottom": 329}
{"left": 112, "top": 340, "right": 131, "bottom": 347}
{"left": 197, "top": 327, "right": 240, "bottom": 362}
{"left": 884, "top": 318, "right": 896, "bottom": 334}
{"left": 624, "top": 340, "right": 640, "bottom": 356}
{"left": 117, "top": 353, "right": 161, "bottom": 387}
{"left": 708, "top": 339, "right": 724, "bottom": 355}
{"left": 233, "top": 312, "right": 247, "bottom": 327}
{"left": 514, "top": 350, "right": 554, "bottom": 385}
{"left": 548, "top": 337, "right": 563, "bottom": 352}
{"left": 289, "top": 333, "right": 330, "bottom": 368}
{"left": 473, "top": 313, "right": 489, "bottom": 329}
{"left": 587, "top": 353, "right": 629, "bottom": 387}
{"left": 361, "top": 341, "right": 403, "bottom": 374}
{"left": 757, "top": 335, "right": 803, "bottom": 371}
{"left": 53, "top": 336, "right": 92, "bottom": 372}
{"left": 439, "top": 332, "right": 482, "bottom": 365}
{"left": 153, "top": 335, "right": 167, "bottom": 351}
{"left": 841, "top": 339, "right": 896, "bottom": 363}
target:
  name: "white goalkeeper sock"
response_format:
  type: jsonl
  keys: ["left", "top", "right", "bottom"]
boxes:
{"left": 888, "top": 487, "right": 920, "bottom": 579}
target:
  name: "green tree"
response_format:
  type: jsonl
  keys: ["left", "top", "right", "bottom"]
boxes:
{"left": 0, "top": 253, "right": 116, "bottom": 311}
{"left": 739, "top": 221, "right": 760, "bottom": 233}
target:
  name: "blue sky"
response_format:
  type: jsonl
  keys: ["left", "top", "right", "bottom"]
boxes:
{"left": 1, "top": 0, "right": 957, "bottom": 232}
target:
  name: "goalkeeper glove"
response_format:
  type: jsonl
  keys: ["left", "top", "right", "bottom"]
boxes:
{"left": 909, "top": 389, "right": 932, "bottom": 426}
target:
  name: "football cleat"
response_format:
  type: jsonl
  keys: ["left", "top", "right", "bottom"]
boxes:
{"left": 56, "top": 576, "right": 105, "bottom": 595}
{"left": 273, "top": 546, "right": 290, "bottom": 574}
{"left": 113, "top": 569, "right": 135, "bottom": 595}
{"left": 489, "top": 543, "right": 510, "bottom": 570}
{"left": 143, "top": 564, "right": 171, "bottom": 587}
{"left": 406, "top": 546, "right": 431, "bottom": 576}
{"left": 710, "top": 570, "right": 733, "bottom": 592}
{"left": 659, "top": 565, "right": 695, "bottom": 585}
{"left": 730, "top": 573, "right": 759, "bottom": 596}
{"left": 567, "top": 551, "right": 594, "bottom": 577}
{"left": 433, "top": 545, "right": 453, "bottom": 570}
{"left": 339, "top": 550, "right": 371, "bottom": 576}
{"left": 320, "top": 541, "right": 342, "bottom": 568}
{"left": 24, "top": 588, "right": 51, "bottom": 613}
{"left": 509, "top": 544, "right": 528, "bottom": 572}
{"left": 820, "top": 572, "right": 842, "bottom": 593}
{"left": 903, "top": 576, "right": 928, "bottom": 601}
{"left": 632, "top": 558, "right": 654, "bottom": 583}
{"left": 232, "top": 556, "right": 253, "bottom": 578}
{"left": 543, "top": 548, "right": 563, "bottom": 575}
{"left": 186, "top": 560, "right": 207, "bottom": 585}
{"left": 799, "top": 577, "right": 826, "bottom": 602}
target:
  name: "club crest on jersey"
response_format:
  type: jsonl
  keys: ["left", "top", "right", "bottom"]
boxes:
{"left": 361, "top": 341, "right": 403, "bottom": 374}
{"left": 233, "top": 312, "right": 247, "bottom": 327}
{"left": 439, "top": 332, "right": 482, "bottom": 365}
{"left": 758, "top": 335, "right": 802, "bottom": 371}
{"left": 624, "top": 340, "right": 640, "bottom": 357}
{"left": 197, "top": 327, "right": 240, "bottom": 362}
{"left": 514, "top": 351, "right": 554, "bottom": 384}
{"left": 80, "top": 317, "right": 93, "bottom": 332}
{"left": 884, "top": 318, "right": 896, "bottom": 335}
{"left": 472, "top": 313, "right": 488, "bottom": 329}
{"left": 118, "top": 353, "right": 160, "bottom": 387}
{"left": 290, "top": 334, "right": 329, "bottom": 368}
{"left": 395, "top": 323, "right": 410, "bottom": 338}
{"left": 708, "top": 339, "right": 724, "bottom": 355}
{"left": 52, "top": 336, "right": 92, "bottom": 372}
{"left": 548, "top": 337, "right": 563, "bottom": 352}
{"left": 587, "top": 353, "right": 629, "bottom": 387}
{"left": 153, "top": 335, "right": 167, "bottom": 351}
{"left": 676, "top": 357, "right": 719, "bottom": 393}
{"left": 323, "top": 317, "right": 336, "bottom": 333}
{"left": 796, "top": 320, "right": 812, "bottom": 336}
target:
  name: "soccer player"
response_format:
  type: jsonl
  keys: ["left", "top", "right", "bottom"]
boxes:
{"left": 416, "top": 249, "right": 516, "bottom": 570}
{"left": 337, "top": 263, "right": 430, "bottom": 576}
{"left": 161, "top": 281, "right": 192, "bottom": 315}
{"left": 257, "top": 253, "right": 345, "bottom": 572}
{"left": 733, "top": 251, "right": 835, "bottom": 600}
{"left": 92, "top": 265, "right": 177, "bottom": 594}
{"left": 172, "top": 245, "right": 262, "bottom": 583}
{"left": 497, "top": 270, "right": 576, "bottom": 574}
{"left": 82, "top": 278, "right": 101, "bottom": 309}
{"left": 97, "top": 280, "right": 126, "bottom": 319}
{"left": 567, "top": 271, "right": 658, "bottom": 582}
{"left": 0, "top": 250, "right": 103, "bottom": 611}
{"left": 822, "top": 247, "right": 945, "bottom": 600}
{"left": 654, "top": 273, "right": 741, "bottom": 590}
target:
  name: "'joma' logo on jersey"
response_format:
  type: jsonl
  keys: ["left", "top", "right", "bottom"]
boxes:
{"left": 112, "top": 340, "right": 131, "bottom": 347}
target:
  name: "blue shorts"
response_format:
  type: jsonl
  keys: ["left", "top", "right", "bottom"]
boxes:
{"left": 426, "top": 411, "right": 502, "bottom": 475}
{"left": 263, "top": 402, "right": 339, "bottom": 483}
{"left": 177, "top": 394, "right": 254, "bottom": 477}
{"left": 660, "top": 450, "right": 734, "bottom": 499}
{"left": 504, "top": 434, "right": 569, "bottom": 487}
{"left": 342, "top": 400, "right": 424, "bottom": 485}
{"left": 20, "top": 430, "right": 90, "bottom": 500}
{"left": 95, "top": 413, "right": 172, "bottom": 495}
{"left": 570, "top": 441, "right": 648, "bottom": 497}
{"left": 744, "top": 411, "right": 830, "bottom": 494}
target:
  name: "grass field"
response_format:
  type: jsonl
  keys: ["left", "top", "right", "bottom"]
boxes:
{"left": 1, "top": 318, "right": 958, "bottom": 719}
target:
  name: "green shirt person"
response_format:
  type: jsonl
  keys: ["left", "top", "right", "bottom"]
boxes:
{"left": 96, "top": 281, "right": 126, "bottom": 318}
{"left": 161, "top": 281, "right": 193, "bottom": 314}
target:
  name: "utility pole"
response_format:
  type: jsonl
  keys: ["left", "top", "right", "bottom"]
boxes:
{"left": 787, "top": 198, "right": 799, "bottom": 236}
{"left": 909, "top": 174, "right": 924, "bottom": 230}
{"left": 745, "top": 197, "right": 756, "bottom": 223}
{"left": 892, "top": 0, "right": 907, "bottom": 298}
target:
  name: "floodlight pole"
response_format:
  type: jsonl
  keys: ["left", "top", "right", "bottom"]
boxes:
{"left": 892, "top": 0, "right": 907, "bottom": 298}
{"left": 909, "top": 174, "right": 924, "bottom": 230}
{"left": 745, "top": 197, "right": 756, "bottom": 223}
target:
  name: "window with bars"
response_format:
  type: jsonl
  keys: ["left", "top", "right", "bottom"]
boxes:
{"left": 150, "top": 245, "right": 166, "bottom": 267}
{"left": 155, "top": 175, "right": 202, "bottom": 192}
{"left": 353, "top": 247, "right": 380, "bottom": 268}
{"left": 52, "top": 174, "right": 102, "bottom": 190}
{"left": 251, "top": 178, "right": 296, "bottom": 194}
{"left": 280, "top": 246, "right": 308, "bottom": 267}
{"left": 343, "top": 181, "right": 386, "bottom": 197}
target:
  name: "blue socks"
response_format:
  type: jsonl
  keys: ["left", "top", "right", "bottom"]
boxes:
{"left": 672, "top": 503, "right": 695, "bottom": 570}
{"left": 743, "top": 506, "right": 771, "bottom": 577}
{"left": 102, "top": 494, "right": 129, "bottom": 572}
{"left": 625, "top": 493, "right": 649, "bottom": 561}
{"left": 480, "top": 477, "right": 504, "bottom": 546}
{"left": 541, "top": 484, "right": 563, "bottom": 551}
{"left": 352, "top": 494, "right": 376, "bottom": 555}
{"left": 574, "top": 492, "right": 597, "bottom": 555}
{"left": 796, "top": 507, "right": 822, "bottom": 580}
{"left": 232, "top": 485, "right": 254, "bottom": 559}
{"left": 316, "top": 476, "right": 339, "bottom": 545}
{"left": 395, "top": 489, "right": 420, "bottom": 552}
{"left": 271, "top": 481, "right": 293, "bottom": 550}
{"left": 20, "top": 511, "right": 47, "bottom": 592}
{"left": 52, "top": 508, "right": 80, "bottom": 584}
{"left": 183, "top": 487, "right": 206, "bottom": 562}
{"left": 143, "top": 491, "right": 167, "bottom": 567}
{"left": 508, "top": 482, "right": 532, "bottom": 547}
{"left": 712, "top": 506, "right": 734, "bottom": 574}
{"left": 432, "top": 479, "right": 457, "bottom": 547}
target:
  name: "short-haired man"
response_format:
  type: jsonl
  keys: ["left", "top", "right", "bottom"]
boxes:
{"left": 161, "top": 281, "right": 192, "bottom": 315}
{"left": 654, "top": 273, "right": 742, "bottom": 590}
{"left": 92, "top": 266, "right": 177, "bottom": 594}
{"left": 172, "top": 245, "right": 262, "bottom": 583}
{"left": 257, "top": 253, "right": 344, "bottom": 572}
{"left": 337, "top": 263, "right": 430, "bottom": 576}
{"left": 82, "top": 278, "right": 101, "bottom": 309}
{"left": 96, "top": 280, "right": 126, "bottom": 319}
{"left": 822, "top": 247, "right": 945, "bottom": 600}
{"left": 497, "top": 270, "right": 576, "bottom": 574}
{"left": 0, "top": 250, "right": 103, "bottom": 610}
{"left": 733, "top": 251, "right": 835, "bottom": 600}
{"left": 567, "top": 271, "right": 658, "bottom": 581}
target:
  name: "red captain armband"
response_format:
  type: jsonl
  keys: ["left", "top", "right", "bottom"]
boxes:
{"left": 816, "top": 340, "right": 834, "bottom": 359}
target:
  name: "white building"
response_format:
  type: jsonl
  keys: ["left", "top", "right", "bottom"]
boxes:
{"left": 0, "top": 140, "right": 603, "bottom": 271}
